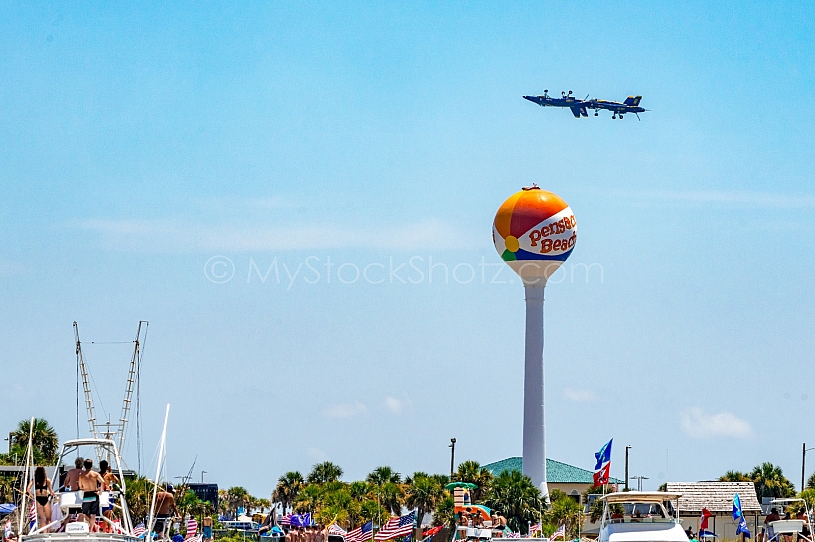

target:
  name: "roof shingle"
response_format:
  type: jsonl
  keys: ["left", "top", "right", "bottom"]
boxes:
{"left": 665, "top": 482, "right": 762, "bottom": 513}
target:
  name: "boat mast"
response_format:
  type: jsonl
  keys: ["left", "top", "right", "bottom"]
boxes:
{"left": 118, "top": 321, "right": 148, "bottom": 453}
{"left": 74, "top": 322, "right": 99, "bottom": 440}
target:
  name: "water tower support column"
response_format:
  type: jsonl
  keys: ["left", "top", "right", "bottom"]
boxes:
{"left": 523, "top": 283, "right": 548, "bottom": 498}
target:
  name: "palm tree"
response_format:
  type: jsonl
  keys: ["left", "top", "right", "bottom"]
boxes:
{"left": 404, "top": 473, "right": 444, "bottom": 538}
{"left": 432, "top": 495, "right": 456, "bottom": 529}
{"left": 294, "top": 484, "right": 325, "bottom": 514}
{"left": 720, "top": 470, "right": 751, "bottom": 482}
{"left": 10, "top": 418, "right": 59, "bottom": 464}
{"left": 349, "top": 481, "right": 371, "bottom": 501}
{"left": 226, "top": 487, "right": 250, "bottom": 519}
{"left": 453, "top": 460, "right": 493, "bottom": 503}
{"left": 273, "top": 471, "right": 304, "bottom": 514}
{"left": 484, "top": 470, "right": 541, "bottom": 534}
{"left": 307, "top": 462, "right": 344, "bottom": 484}
{"left": 545, "top": 490, "right": 582, "bottom": 537}
{"left": 256, "top": 498, "right": 271, "bottom": 515}
{"left": 366, "top": 466, "right": 401, "bottom": 486}
{"left": 750, "top": 463, "right": 795, "bottom": 499}
{"left": 124, "top": 476, "right": 154, "bottom": 524}
{"left": 807, "top": 472, "right": 815, "bottom": 490}
{"left": 379, "top": 482, "right": 404, "bottom": 516}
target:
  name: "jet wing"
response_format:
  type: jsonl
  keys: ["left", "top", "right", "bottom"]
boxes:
{"left": 570, "top": 106, "right": 582, "bottom": 118}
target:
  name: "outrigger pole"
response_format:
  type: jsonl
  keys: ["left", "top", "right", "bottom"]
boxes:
{"left": 19, "top": 417, "right": 35, "bottom": 538}
{"left": 147, "top": 404, "right": 171, "bottom": 538}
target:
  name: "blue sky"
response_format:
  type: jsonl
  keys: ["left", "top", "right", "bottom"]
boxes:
{"left": 1, "top": 1, "right": 814, "bottom": 496}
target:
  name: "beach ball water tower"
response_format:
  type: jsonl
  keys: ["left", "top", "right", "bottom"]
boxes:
{"left": 493, "top": 185, "right": 577, "bottom": 497}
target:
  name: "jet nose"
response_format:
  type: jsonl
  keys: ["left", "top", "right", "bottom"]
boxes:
{"left": 523, "top": 95, "right": 535, "bottom": 102}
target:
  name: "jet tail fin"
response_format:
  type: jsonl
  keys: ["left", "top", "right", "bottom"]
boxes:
{"left": 624, "top": 95, "right": 642, "bottom": 106}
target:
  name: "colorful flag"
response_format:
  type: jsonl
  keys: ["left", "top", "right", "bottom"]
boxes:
{"left": 374, "top": 512, "right": 415, "bottom": 541}
{"left": 186, "top": 518, "right": 198, "bottom": 538}
{"left": 594, "top": 439, "right": 613, "bottom": 470}
{"left": 133, "top": 523, "right": 146, "bottom": 537}
{"left": 593, "top": 463, "right": 611, "bottom": 486}
{"left": 280, "top": 515, "right": 292, "bottom": 526}
{"left": 552, "top": 525, "right": 566, "bottom": 540}
{"left": 530, "top": 524, "right": 541, "bottom": 534}
{"left": 346, "top": 521, "right": 373, "bottom": 542}
{"left": 290, "top": 513, "right": 312, "bottom": 527}
{"left": 5, "top": 519, "right": 12, "bottom": 539}
{"left": 504, "top": 532, "right": 520, "bottom": 539}
{"left": 28, "top": 500, "right": 37, "bottom": 531}
{"left": 700, "top": 508, "right": 713, "bottom": 530}
{"left": 733, "top": 493, "right": 751, "bottom": 538}
{"left": 422, "top": 525, "right": 443, "bottom": 541}
{"left": 328, "top": 524, "right": 347, "bottom": 536}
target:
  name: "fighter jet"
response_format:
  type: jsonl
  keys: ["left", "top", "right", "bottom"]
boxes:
{"left": 585, "top": 95, "right": 648, "bottom": 119}
{"left": 523, "top": 90, "right": 590, "bottom": 118}
{"left": 523, "top": 90, "right": 649, "bottom": 119}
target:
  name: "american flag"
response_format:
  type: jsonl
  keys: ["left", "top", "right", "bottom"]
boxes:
{"left": 28, "top": 501, "right": 37, "bottom": 531}
{"left": 374, "top": 512, "right": 415, "bottom": 541}
{"left": 280, "top": 514, "right": 292, "bottom": 526}
{"left": 328, "top": 524, "right": 347, "bottom": 536}
{"left": 551, "top": 525, "right": 566, "bottom": 540}
{"left": 187, "top": 535, "right": 203, "bottom": 542}
{"left": 133, "top": 523, "right": 146, "bottom": 537}
{"left": 186, "top": 518, "right": 198, "bottom": 538}
{"left": 530, "top": 524, "right": 541, "bottom": 534}
{"left": 505, "top": 532, "right": 520, "bottom": 539}
{"left": 346, "top": 521, "right": 373, "bottom": 542}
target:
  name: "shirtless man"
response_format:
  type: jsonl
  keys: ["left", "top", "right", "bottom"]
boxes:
{"left": 202, "top": 516, "right": 213, "bottom": 542}
{"left": 154, "top": 485, "right": 177, "bottom": 536}
{"left": 78, "top": 459, "right": 105, "bottom": 531}
{"left": 63, "top": 457, "right": 84, "bottom": 491}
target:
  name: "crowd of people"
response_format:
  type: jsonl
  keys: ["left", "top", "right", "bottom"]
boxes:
{"left": 23, "top": 456, "right": 121, "bottom": 534}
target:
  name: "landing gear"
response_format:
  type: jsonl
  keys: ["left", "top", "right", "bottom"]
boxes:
{"left": 612, "top": 114, "right": 617, "bottom": 119}
{"left": 594, "top": 111, "right": 599, "bottom": 116}
{"left": 619, "top": 114, "right": 624, "bottom": 119}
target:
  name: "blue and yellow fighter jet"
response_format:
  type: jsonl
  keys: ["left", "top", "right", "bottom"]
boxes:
{"left": 523, "top": 90, "right": 648, "bottom": 119}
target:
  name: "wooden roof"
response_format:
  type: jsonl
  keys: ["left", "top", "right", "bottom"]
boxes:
{"left": 666, "top": 482, "right": 762, "bottom": 513}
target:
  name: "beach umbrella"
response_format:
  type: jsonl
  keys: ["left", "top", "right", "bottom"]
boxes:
{"left": 445, "top": 482, "right": 477, "bottom": 490}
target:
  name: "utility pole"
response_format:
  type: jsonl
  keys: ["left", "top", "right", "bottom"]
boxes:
{"left": 625, "top": 445, "right": 632, "bottom": 491}
{"left": 449, "top": 438, "right": 456, "bottom": 477}
{"left": 633, "top": 475, "right": 649, "bottom": 491}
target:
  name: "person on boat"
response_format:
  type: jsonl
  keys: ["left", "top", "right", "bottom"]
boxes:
{"left": 63, "top": 457, "right": 85, "bottom": 491}
{"left": 27, "top": 466, "right": 57, "bottom": 532}
{"left": 203, "top": 515, "right": 213, "bottom": 541}
{"left": 78, "top": 459, "right": 105, "bottom": 532}
{"left": 98, "top": 460, "right": 119, "bottom": 531}
{"left": 154, "top": 485, "right": 178, "bottom": 536}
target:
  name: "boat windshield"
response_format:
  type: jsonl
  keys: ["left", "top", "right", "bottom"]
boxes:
{"left": 606, "top": 503, "right": 675, "bottom": 524}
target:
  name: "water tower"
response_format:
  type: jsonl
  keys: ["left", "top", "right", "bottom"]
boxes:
{"left": 493, "top": 186, "right": 577, "bottom": 497}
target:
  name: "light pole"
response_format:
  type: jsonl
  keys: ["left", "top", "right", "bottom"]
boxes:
{"left": 449, "top": 438, "right": 456, "bottom": 477}
{"left": 632, "top": 476, "right": 648, "bottom": 491}
{"left": 625, "top": 445, "right": 632, "bottom": 491}
{"left": 802, "top": 444, "right": 815, "bottom": 491}
{"left": 201, "top": 471, "right": 207, "bottom": 483}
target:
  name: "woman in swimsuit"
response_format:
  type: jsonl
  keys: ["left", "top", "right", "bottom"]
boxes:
{"left": 99, "top": 460, "right": 120, "bottom": 532}
{"left": 27, "top": 466, "right": 57, "bottom": 532}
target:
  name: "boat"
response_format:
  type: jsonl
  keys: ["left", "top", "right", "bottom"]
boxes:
{"left": 20, "top": 438, "right": 140, "bottom": 542}
{"left": 598, "top": 492, "right": 689, "bottom": 542}
{"left": 764, "top": 498, "right": 814, "bottom": 542}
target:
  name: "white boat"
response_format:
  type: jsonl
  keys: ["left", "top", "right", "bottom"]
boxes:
{"left": 765, "top": 498, "right": 814, "bottom": 542}
{"left": 598, "top": 492, "right": 689, "bottom": 542}
{"left": 21, "top": 438, "right": 140, "bottom": 542}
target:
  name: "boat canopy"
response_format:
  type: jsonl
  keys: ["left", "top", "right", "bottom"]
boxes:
{"left": 600, "top": 491, "right": 683, "bottom": 503}
{"left": 62, "top": 438, "right": 118, "bottom": 448}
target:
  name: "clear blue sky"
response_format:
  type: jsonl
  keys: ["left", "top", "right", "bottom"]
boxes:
{"left": 1, "top": 1, "right": 814, "bottom": 496}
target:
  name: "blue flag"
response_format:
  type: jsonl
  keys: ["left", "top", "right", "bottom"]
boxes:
{"left": 594, "top": 439, "right": 613, "bottom": 470}
{"left": 736, "top": 515, "right": 751, "bottom": 538}
{"left": 732, "top": 493, "right": 743, "bottom": 521}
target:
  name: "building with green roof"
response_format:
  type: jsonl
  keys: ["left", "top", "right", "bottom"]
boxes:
{"left": 483, "top": 457, "right": 623, "bottom": 504}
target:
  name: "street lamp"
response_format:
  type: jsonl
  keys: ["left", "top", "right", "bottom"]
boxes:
{"left": 802, "top": 444, "right": 815, "bottom": 491}
{"left": 632, "top": 475, "right": 649, "bottom": 491}
{"left": 449, "top": 438, "right": 456, "bottom": 477}
{"left": 625, "top": 446, "right": 632, "bottom": 491}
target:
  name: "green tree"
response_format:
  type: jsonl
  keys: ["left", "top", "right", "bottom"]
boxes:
{"left": 484, "top": 470, "right": 541, "bottom": 534}
{"left": 225, "top": 487, "right": 250, "bottom": 519}
{"left": 294, "top": 484, "right": 325, "bottom": 514}
{"left": 544, "top": 491, "right": 583, "bottom": 537}
{"left": 307, "top": 462, "right": 344, "bottom": 484}
{"left": 806, "top": 473, "right": 815, "bottom": 490}
{"left": 750, "top": 463, "right": 795, "bottom": 499}
{"left": 124, "top": 476, "right": 154, "bottom": 524}
{"left": 432, "top": 495, "right": 457, "bottom": 529}
{"left": 452, "top": 461, "right": 493, "bottom": 503}
{"left": 719, "top": 471, "right": 751, "bottom": 482}
{"left": 273, "top": 472, "right": 304, "bottom": 514}
{"left": 404, "top": 473, "right": 444, "bottom": 537}
{"left": 6, "top": 418, "right": 59, "bottom": 464}
{"left": 366, "top": 466, "right": 401, "bottom": 486}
